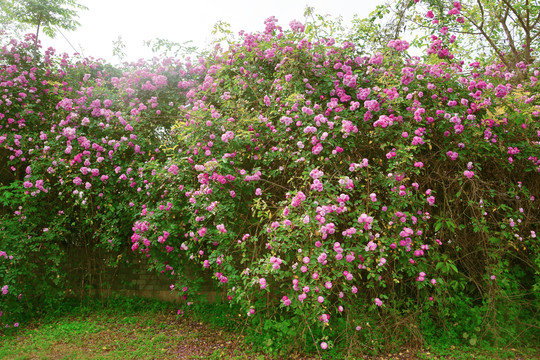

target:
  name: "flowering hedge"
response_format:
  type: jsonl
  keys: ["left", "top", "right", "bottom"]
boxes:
{"left": 129, "top": 16, "right": 539, "bottom": 352}
{"left": 1, "top": 5, "right": 539, "bottom": 354}
{"left": 0, "top": 34, "right": 204, "bottom": 327}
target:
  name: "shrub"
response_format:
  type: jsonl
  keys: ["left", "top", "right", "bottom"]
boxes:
{"left": 128, "top": 17, "right": 539, "bottom": 353}
{"left": 0, "top": 34, "right": 202, "bottom": 328}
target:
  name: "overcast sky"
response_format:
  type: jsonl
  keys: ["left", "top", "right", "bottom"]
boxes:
{"left": 42, "top": 0, "right": 386, "bottom": 63}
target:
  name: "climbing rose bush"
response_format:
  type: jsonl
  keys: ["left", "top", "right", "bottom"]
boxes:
{"left": 0, "top": 34, "right": 205, "bottom": 327}
{"left": 1, "top": 12, "right": 538, "bottom": 353}
{"left": 129, "top": 16, "right": 539, "bottom": 351}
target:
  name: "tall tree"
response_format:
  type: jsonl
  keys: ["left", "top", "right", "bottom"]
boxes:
{"left": 394, "top": 0, "right": 539, "bottom": 71}
{"left": 0, "top": 0, "right": 87, "bottom": 45}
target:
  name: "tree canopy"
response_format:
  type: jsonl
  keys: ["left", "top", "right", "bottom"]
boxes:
{"left": 387, "top": 0, "right": 539, "bottom": 71}
{"left": 0, "top": 0, "right": 87, "bottom": 44}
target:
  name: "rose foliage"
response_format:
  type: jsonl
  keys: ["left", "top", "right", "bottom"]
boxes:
{"left": 1, "top": 2, "right": 539, "bottom": 353}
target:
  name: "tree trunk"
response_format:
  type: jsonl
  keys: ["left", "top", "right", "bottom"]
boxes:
{"left": 35, "top": 17, "right": 41, "bottom": 46}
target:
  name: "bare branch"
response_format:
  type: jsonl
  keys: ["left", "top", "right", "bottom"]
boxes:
{"left": 460, "top": 12, "right": 513, "bottom": 69}
{"left": 526, "top": 0, "right": 530, "bottom": 28}
{"left": 476, "top": 0, "right": 486, "bottom": 29}
{"left": 494, "top": 5, "right": 521, "bottom": 61}
{"left": 500, "top": 0, "right": 529, "bottom": 30}
{"left": 530, "top": 8, "right": 540, "bottom": 29}
{"left": 393, "top": 5, "right": 407, "bottom": 40}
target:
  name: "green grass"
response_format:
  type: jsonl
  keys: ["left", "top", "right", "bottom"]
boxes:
{"left": 0, "top": 315, "right": 258, "bottom": 359}
{"left": 0, "top": 297, "right": 260, "bottom": 360}
{"left": 1, "top": 297, "right": 537, "bottom": 359}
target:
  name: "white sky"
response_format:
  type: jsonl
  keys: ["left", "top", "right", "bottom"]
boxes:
{"left": 43, "top": 0, "right": 386, "bottom": 63}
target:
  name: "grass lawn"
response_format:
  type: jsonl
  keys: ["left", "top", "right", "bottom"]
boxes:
{"left": 0, "top": 310, "right": 260, "bottom": 359}
{"left": 0, "top": 297, "right": 537, "bottom": 359}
